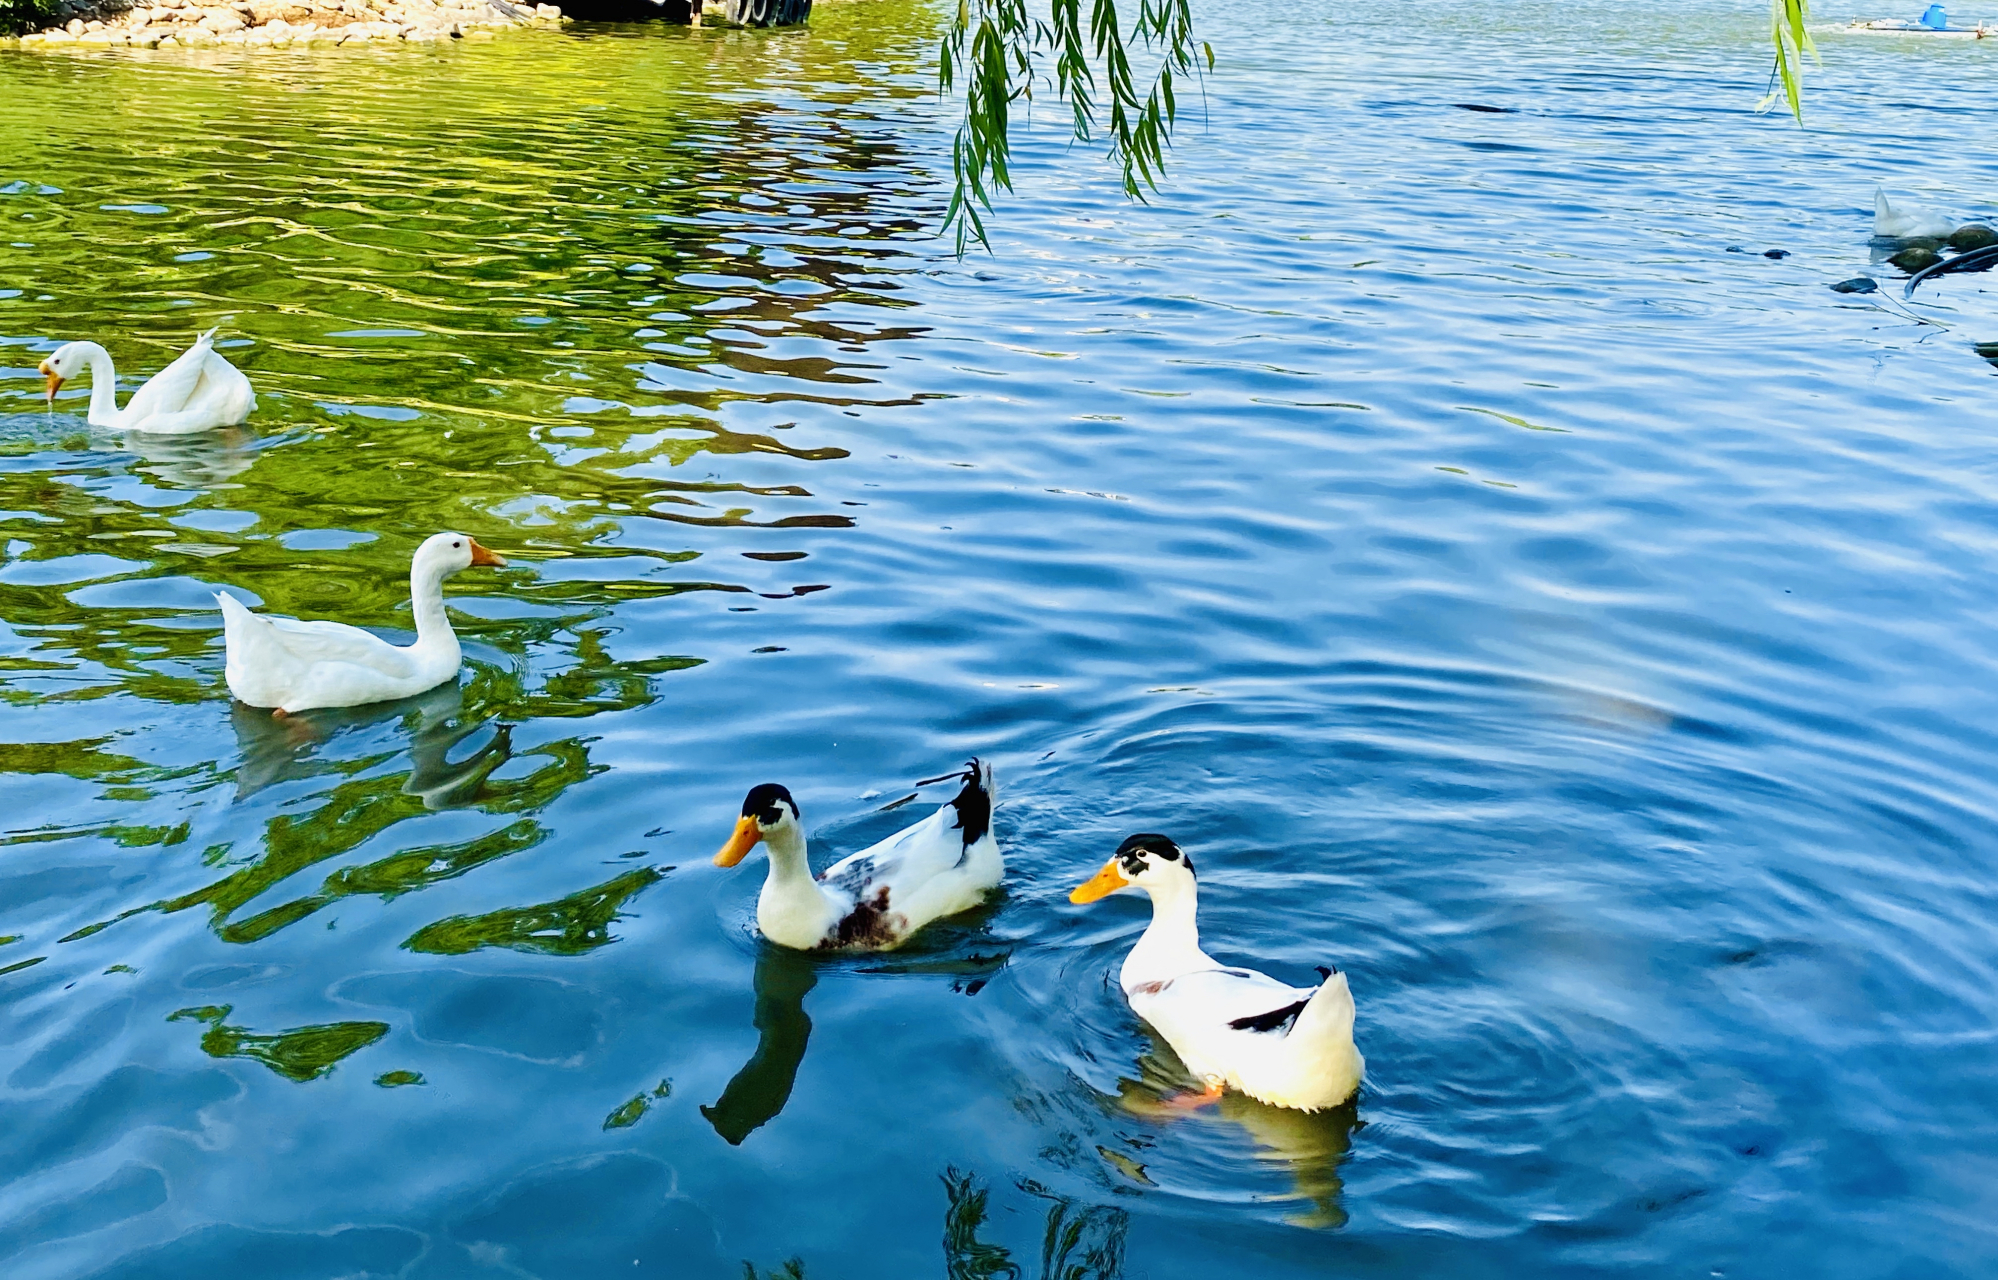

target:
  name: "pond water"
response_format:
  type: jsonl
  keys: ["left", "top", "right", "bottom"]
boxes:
{"left": 3, "top": 1, "right": 1997, "bottom": 1276}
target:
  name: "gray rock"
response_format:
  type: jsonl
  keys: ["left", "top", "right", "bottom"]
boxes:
{"left": 1889, "top": 246, "right": 1943, "bottom": 275}
{"left": 1830, "top": 277, "right": 1878, "bottom": 294}
{"left": 1948, "top": 224, "right": 1998, "bottom": 252}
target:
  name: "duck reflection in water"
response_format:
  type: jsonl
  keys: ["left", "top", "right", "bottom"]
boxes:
{"left": 1113, "top": 1039, "right": 1361, "bottom": 1230}
{"left": 230, "top": 680, "right": 512, "bottom": 807}
{"left": 701, "top": 945, "right": 818, "bottom": 1146}
{"left": 702, "top": 939, "right": 1010, "bottom": 1146}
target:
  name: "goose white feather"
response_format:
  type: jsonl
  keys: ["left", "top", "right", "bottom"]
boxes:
{"left": 1874, "top": 187, "right": 1957, "bottom": 240}
{"left": 218, "top": 531, "right": 506, "bottom": 714}
{"left": 1072, "top": 834, "right": 1362, "bottom": 1112}
{"left": 714, "top": 760, "right": 1002, "bottom": 951}
{"left": 38, "top": 329, "right": 256, "bottom": 434}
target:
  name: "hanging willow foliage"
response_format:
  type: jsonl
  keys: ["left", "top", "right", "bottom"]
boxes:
{"left": 938, "top": 0, "right": 1207, "bottom": 252}
{"left": 939, "top": 0, "right": 1812, "bottom": 252}
{"left": 1762, "top": 0, "right": 1816, "bottom": 119}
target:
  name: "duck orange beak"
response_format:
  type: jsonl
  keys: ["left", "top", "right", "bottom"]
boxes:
{"left": 38, "top": 361, "right": 61, "bottom": 404}
{"left": 714, "top": 815, "right": 763, "bottom": 867}
{"left": 1070, "top": 859, "right": 1129, "bottom": 904}
{"left": 467, "top": 538, "right": 506, "bottom": 568}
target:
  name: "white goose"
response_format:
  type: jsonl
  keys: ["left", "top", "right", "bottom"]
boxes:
{"left": 38, "top": 328, "right": 255, "bottom": 434}
{"left": 713, "top": 760, "right": 1002, "bottom": 951}
{"left": 1874, "top": 187, "right": 1957, "bottom": 240}
{"left": 1071, "top": 834, "right": 1362, "bottom": 1112}
{"left": 217, "top": 532, "right": 505, "bottom": 715}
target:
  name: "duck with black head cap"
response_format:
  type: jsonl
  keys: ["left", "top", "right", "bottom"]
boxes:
{"left": 715, "top": 760, "right": 1002, "bottom": 951}
{"left": 1071, "top": 834, "right": 1363, "bottom": 1112}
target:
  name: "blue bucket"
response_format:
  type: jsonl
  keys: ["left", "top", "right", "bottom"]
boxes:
{"left": 1921, "top": 4, "right": 1948, "bottom": 28}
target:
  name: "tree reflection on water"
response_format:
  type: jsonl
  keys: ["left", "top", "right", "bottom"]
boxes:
{"left": 942, "top": 1167, "right": 1128, "bottom": 1280}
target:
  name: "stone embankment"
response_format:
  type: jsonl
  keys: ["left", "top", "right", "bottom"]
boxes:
{"left": 6, "top": 0, "right": 563, "bottom": 46}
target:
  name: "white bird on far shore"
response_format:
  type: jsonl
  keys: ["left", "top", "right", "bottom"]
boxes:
{"left": 1874, "top": 187, "right": 1957, "bottom": 240}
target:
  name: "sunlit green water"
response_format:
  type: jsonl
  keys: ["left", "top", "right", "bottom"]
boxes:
{"left": 5, "top": 3, "right": 1998, "bottom": 1277}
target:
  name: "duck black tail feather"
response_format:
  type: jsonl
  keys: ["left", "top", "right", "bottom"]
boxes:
{"left": 917, "top": 758, "right": 992, "bottom": 849}
{"left": 1229, "top": 997, "right": 1310, "bottom": 1035}
{"left": 947, "top": 758, "right": 991, "bottom": 848}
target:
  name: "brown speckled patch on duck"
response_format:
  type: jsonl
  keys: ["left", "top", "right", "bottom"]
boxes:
{"left": 824, "top": 885, "right": 907, "bottom": 949}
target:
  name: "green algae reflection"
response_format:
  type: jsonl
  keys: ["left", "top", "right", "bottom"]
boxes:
{"left": 603, "top": 1078, "right": 672, "bottom": 1131}
{"left": 221, "top": 818, "right": 548, "bottom": 945}
{"left": 55, "top": 704, "right": 601, "bottom": 948}
{"left": 169, "top": 1004, "right": 388, "bottom": 1082}
{"left": 403, "top": 866, "right": 664, "bottom": 957}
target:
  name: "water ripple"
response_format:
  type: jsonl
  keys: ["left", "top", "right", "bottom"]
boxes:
{"left": 3, "top": 1, "right": 1998, "bottom": 1277}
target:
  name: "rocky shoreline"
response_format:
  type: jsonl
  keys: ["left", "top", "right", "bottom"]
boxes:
{"left": 3, "top": 0, "right": 565, "bottom": 47}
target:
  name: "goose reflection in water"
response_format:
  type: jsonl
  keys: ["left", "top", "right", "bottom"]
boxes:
{"left": 230, "top": 680, "right": 512, "bottom": 807}
{"left": 702, "top": 942, "right": 1011, "bottom": 1146}
{"left": 1113, "top": 1041, "right": 1361, "bottom": 1230}
{"left": 121, "top": 422, "right": 259, "bottom": 488}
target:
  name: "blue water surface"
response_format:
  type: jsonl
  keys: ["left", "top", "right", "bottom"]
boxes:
{"left": 2, "top": 1, "right": 1997, "bottom": 1277}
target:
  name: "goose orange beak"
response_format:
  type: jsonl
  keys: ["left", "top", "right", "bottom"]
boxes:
{"left": 467, "top": 538, "right": 506, "bottom": 568}
{"left": 1070, "top": 859, "right": 1129, "bottom": 904}
{"left": 714, "top": 815, "right": 763, "bottom": 867}
{"left": 38, "top": 361, "right": 61, "bottom": 404}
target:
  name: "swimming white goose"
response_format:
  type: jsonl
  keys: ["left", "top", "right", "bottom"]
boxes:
{"left": 39, "top": 328, "right": 255, "bottom": 434}
{"left": 1071, "top": 834, "right": 1362, "bottom": 1112}
{"left": 217, "top": 532, "right": 505, "bottom": 715}
{"left": 713, "top": 760, "right": 1002, "bottom": 951}
{"left": 1874, "top": 187, "right": 1957, "bottom": 240}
